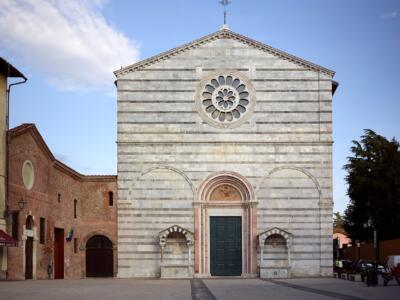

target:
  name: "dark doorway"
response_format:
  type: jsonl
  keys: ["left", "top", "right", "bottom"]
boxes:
{"left": 86, "top": 235, "right": 113, "bottom": 277}
{"left": 54, "top": 228, "right": 64, "bottom": 279}
{"left": 26, "top": 215, "right": 34, "bottom": 230}
{"left": 210, "top": 216, "right": 242, "bottom": 276}
{"left": 25, "top": 237, "right": 33, "bottom": 279}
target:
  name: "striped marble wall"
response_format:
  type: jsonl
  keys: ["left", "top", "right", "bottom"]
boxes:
{"left": 116, "top": 32, "right": 334, "bottom": 278}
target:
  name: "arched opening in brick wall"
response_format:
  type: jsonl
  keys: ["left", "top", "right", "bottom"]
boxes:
{"left": 85, "top": 235, "right": 113, "bottom": 277}
{"left": 25, "top": 215, "right": 34, "bottom": 230}
{"left": 24, "top": 215, "right": 34, "bottom": 279}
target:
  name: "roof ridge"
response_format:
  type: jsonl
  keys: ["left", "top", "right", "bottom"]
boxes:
{"left": 8, "top": 123, "right": 116, "bottom": 181}
{"left": 114, "top": 29, "right": 335, "bottom": 77}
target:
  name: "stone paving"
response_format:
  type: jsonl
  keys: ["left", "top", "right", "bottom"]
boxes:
{"left": 0, "top": 279, "right": 190, "bottom": 300}
{"left": 0, "top": 277, "right": 399, "bottom": 300}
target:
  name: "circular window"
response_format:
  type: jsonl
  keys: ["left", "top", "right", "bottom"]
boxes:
{"left": 196, "top": 71, "right": 256, "bottom": 128}
{"left": 22, "top": 160, "right": 34, "bottom": 190}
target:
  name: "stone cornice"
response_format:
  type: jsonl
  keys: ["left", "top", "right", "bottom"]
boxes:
{"left": 114, "top": 28, "right": 335, "bottom": 78}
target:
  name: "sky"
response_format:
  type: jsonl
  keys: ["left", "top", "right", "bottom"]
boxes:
{"left": 0, "top": 0, "right": 399, "bottom": 213}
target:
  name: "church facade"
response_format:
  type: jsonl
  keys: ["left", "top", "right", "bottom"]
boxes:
{"left": 115, "top": 29, "right": 337, "bottom": 278}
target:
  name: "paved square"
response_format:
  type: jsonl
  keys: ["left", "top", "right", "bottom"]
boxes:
{"left": 0, "top": 279, "right": 190, "bottom": 300}
{"left": 202, "top": 279, "right": 333, "bottom": 300}
{"left": 0, "top": 277, "right": 399, "bottom": 300}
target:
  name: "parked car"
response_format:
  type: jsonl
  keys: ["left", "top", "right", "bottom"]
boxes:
{"left": 382, "top": 255, "right": 400, "bottom": 286}
{"left": 355, "top": 260, "right": 373, "bottom": 272}
{"left": 377, "top": 264, "right": 386, "bottom": 274}
{"left": 355, "top": 260, "right": 385, "bottom": 282}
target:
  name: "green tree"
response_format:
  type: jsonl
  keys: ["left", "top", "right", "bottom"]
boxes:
{"left": 333, "top": 212, "right": 345, "bottom": 233}
{"left": 343, "top": 129, "right": 400, "bottom": 242}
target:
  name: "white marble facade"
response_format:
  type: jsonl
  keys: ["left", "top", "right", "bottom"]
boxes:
{"left": 115, "top": 28, "right": 336, "bottom": 278}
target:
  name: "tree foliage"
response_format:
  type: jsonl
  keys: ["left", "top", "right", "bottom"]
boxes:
{"left": 343, "top": 129, "right": 400, "bottom": 242}
{"left": 333, "top": 212, "right": 345, "bottom": 233}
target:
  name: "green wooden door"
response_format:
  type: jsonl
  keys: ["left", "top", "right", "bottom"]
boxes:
{"left": 210, "top": 216, "right": 242, "bottom": 276}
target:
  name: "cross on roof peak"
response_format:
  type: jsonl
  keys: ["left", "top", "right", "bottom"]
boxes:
{"left": 219, "top": 0, "right": 231, "bottom": 28}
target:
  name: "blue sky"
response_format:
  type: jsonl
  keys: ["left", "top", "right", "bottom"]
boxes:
{"left": 1, "top": 0, "right": 399, "bottom": 213}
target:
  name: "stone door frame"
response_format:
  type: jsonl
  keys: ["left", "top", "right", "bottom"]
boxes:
{"left": 195, "top": 171, "right": 257, "bottom": 277}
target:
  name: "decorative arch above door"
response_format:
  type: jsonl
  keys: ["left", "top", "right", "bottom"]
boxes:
{"left": 195, "top": 171, "right": 258, "bottom": 277}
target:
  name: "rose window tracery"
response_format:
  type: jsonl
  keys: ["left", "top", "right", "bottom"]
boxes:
{"left": 201, "top": 75, "right": 250, "bottom": 123}
{"left": 196, "top": 71, "right": 255, "bottom": 128}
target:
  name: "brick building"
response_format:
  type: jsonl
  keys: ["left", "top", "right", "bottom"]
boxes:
{"left": 115, "top": 28, "right": 337, "bottom": 278}
{"left": 6, "top": 124, "right": 117, "bottom": 280}
{"left": 0, "top": 58, "right": 26, "bottom": 280}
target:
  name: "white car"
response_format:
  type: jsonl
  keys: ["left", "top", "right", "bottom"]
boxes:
{"left": 386, "top": 255, "right": 400, "bottom": 269}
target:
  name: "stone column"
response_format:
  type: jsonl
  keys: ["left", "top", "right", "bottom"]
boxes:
{"left": 187, "top": 242, "right": 191, "bottom": 267}
{"left": 259, "top": 235, "right": 265, "bottom": 268}
{"left": 160, "top": 243, "right": 165, "bottom": 263}
{"left": 187, "top": 241, "right": 192, "bottom": 276}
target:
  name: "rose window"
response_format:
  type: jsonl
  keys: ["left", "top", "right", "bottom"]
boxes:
{"left": 201, "top": 75, "right": 250, "bottom": 123}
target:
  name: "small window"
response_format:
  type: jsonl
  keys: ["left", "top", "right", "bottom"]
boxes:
{"left": 22, "top": 160, "right": 35, "bottom": 189}
{"left": 74, "top": 238, "right": 78, "bottom": 253}
{"left": 26, "top": 215, "right": 34, "bottom": 230}
{"left": 74, "top": 199, "right": 77, "bottom": 218}
{"left": 39, "top": 218, "right": 45, "bottom": 244}
{"left": 12, "top": 212, "right": 19, "bottom": 240}
{"left": 58, "top": 193, "right": 61, "bottom": 203}
{"left": 108, "top": 191, "right": 113, "bottom": 207}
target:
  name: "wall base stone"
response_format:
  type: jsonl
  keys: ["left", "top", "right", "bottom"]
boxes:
{"left": 161, "top": 264, "right": 192, "bottom": 279}
{"left": 260, "top": 267, "right": 291, "bottom": 279}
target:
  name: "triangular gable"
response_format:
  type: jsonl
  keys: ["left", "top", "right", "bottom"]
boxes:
{"left": 114, "top": 28, "right": 335, "bottom": 77}
{"left": 8, "top": 124, "right": 55, "bottom": 161}
{"left": 8, "top": 124, "right": 116, "bottom": 182}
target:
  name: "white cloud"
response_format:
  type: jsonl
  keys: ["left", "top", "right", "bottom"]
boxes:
{"left": 0, "top": 0, "right": 140, "bottom": 92}
{"left": 380, "top": 11, "right": 398, "bottom": 19}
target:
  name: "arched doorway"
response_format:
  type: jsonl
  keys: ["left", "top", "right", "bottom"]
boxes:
{"left": 197, "top": 171, "right": 257, "bottom": 277}
{"left": 86, "top": 235, "right": 113, "bottom": 277}
{"left": 25, "top": 216, "right": 34, "bottom": 279}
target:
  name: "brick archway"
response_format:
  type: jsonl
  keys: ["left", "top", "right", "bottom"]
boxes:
{"left": 82, "top": 231, "right": 116, "bottom": 250}
{"left": 82, "top": 231, "right": 116, "bottom": 277}
{"left": 85, "top": 235, "right": 113, "bottom": 277}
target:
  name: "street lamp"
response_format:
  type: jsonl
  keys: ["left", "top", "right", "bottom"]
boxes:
{"left": 356, "top": 240, "right": 360, "bottom": 261}
{"left": 364, "top": 218, "right": 379, "bottom": 264}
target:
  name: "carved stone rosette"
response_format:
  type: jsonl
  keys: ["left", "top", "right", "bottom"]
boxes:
{"left": 196, "top": 70, "right": 256, "bottom": 128}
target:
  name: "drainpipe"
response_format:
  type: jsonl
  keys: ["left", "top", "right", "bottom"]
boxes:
{"left": 5, "top": 73, "right": 27, "bottom": 217}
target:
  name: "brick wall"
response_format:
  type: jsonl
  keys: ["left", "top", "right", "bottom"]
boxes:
{"left": 343, "top": 238, "right": 400, "bottom": 264}
{"left": 6, "top": 124, "right": 117, "bottom": 280}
